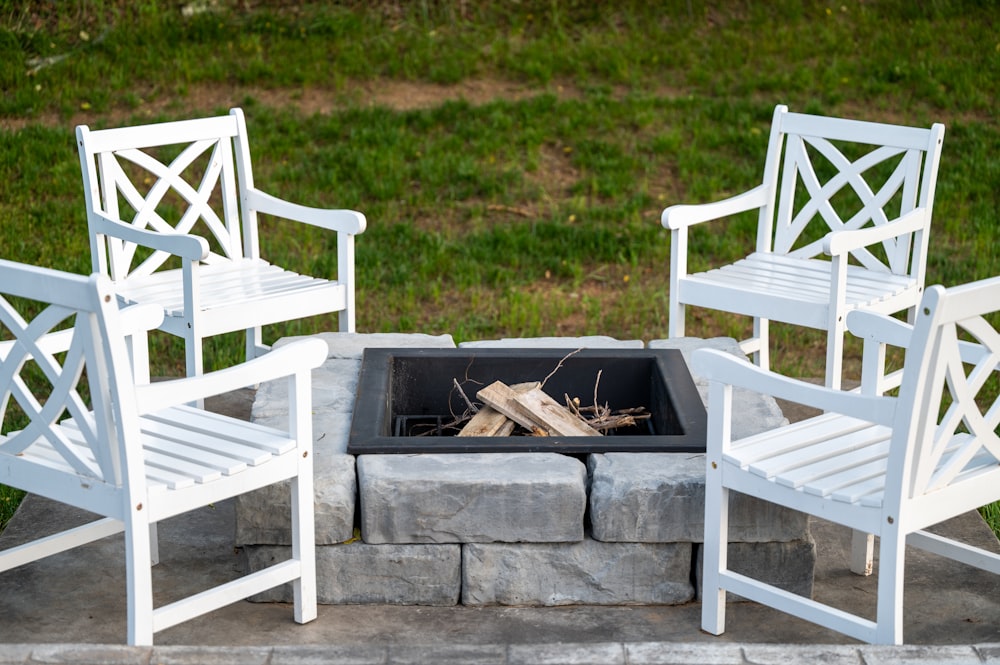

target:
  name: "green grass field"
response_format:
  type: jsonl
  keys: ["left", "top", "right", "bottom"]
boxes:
{"left": 0, "top": 1, "right": 998, "bottom": 535}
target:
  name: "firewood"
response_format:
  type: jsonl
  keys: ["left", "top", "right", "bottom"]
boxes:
{"left": 477, "top": 380, "right": 601, "bottom": 437}
{"left": 512, "top": 385, "right": 602, "bottom": 437}
{"left": 457, "top": 407, "right": 515, "bottom": 437}
{"left": 459, "top": 382, "right": 536, "bottom": 437}
{"left": 475, "top": 381, "right": 542, "bottom": 433}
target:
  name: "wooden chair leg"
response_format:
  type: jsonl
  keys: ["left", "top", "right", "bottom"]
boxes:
{"left": 290, "top": 474, "right": 317, "bottom": 624}
{"left": 850, "top": 529, "right": 874, "bottom": 576}
{"left": 149, "top": 523, "right": 160, "bottom": 567}
{"left": 125, "top": 517, "right": 155, "bottom": 646}
{"left": 246, "top": 325, "right": 264, "bottom": 362}
{"left": 185, "top": 331, "right": 204, "bottom": 378}
{"left": 753, "top": 317, "right": 770, "bottom": 370}
{"left": 668, "top": 300, "right": 685, "bottom": 338}
{"left": 701, "top": 482, "right": 729, "bottom": 635}
{"left": 825, "top": 320, "right": 846, "bottom": 390}
{"left": 874, "top": 531, "right": 906, "bottom": 645}
{"left": 185, "top": 332, "right": 205, "bottom": 407}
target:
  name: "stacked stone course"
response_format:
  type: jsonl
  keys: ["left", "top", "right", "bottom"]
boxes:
{"left": 238, "top": 334, "right": 816, "bottom": 606}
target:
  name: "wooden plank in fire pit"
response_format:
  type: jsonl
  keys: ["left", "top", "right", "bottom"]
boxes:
{"left": 477, "top": 380, "right": 602, "bottom": 437}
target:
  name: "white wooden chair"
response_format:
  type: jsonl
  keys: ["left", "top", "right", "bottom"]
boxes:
{"left": 664, "top": 105, "right": 945, "bottom": 389}
{"left": 693, "top": 276, "right": 1000, "bottom": 645}
{"left": 0, "top": 259, "right": 326, "bottom": 645}
{"left": 77, "top": 108, "right": 366, "bottom": 377}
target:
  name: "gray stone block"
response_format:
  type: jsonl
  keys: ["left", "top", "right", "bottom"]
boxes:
{"left": 460, "top": 336, "right": 644, "bottom": 349}
{"left": 271, "top": 645, "right": 388, "bottom": 665}
{"left": 252, "top": 359, "right": 361, "bottom": 422}
{"left": 647, "top": 337, "right": 788, "bottom": 440}
{"left": 275, "top": 331, "right": 456, "bottom": 359}
{"left": 695, "top": 537, "right": 816, "bottom": 601}
{"left": 588, "top": 453, "right": 810, "bottom": 543}
{"left": 150, "top": 645, "right": 272, "bottom": 665}
{"left": 508, "top": 643, "right": 627, "bottom": 665}
{"left": 625, "top": 643, "right": 747, "bottom": 665}
{"left": 462, "top": 539, "right": 694, "bottom": 606}
{"left": 234, "top": 453, "right": 356, "bottom": 545}
{"left": 28, "top": 644, "right": 155, "bottom": 664}
{"left": 242, "top": 542, "right": 461, "bottom": 606}
{"left": 738, "top": 645, "right": 865, "bottom": 665}
{"left": 254, "top": 359, "right": 361, "bottom": 458}
{"left": 358, "top": 453, "right": 587, "bottom": 544}
{"left": 388, "top": 645, "right": 508, "bottom": 665}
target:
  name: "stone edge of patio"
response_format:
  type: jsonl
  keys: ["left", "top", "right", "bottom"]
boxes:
{"left": 1, "top": 641, "right": 997, "bottom": 665}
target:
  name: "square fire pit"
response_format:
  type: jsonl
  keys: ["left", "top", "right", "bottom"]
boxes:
{"left": 348, "top": 348, "right": 706, "bottom": 454}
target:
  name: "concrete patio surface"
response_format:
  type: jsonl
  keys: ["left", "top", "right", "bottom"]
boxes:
{"left": 0, "top": 389, "right": 998, "bottom": 663}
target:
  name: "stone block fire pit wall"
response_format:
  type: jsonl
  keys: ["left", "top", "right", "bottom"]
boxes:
{"left": 236, "top": 334, "right": 816, "bottom": 607}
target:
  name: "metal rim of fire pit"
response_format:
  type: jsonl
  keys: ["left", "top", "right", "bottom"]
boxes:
{"left": 347, "top": 347, "right": 707, "bottom": 455}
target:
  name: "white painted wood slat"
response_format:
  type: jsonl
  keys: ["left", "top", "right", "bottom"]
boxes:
{"left": 137, "top": 418, "right": 275, "bottom": 466}
{"left": 692, "top": 254, "right": 915, "bottom": 306}
{"left": 145, "top": 405, "right": 295, "bottom": 455}
{"left": 118, "top": 261, "right": 340, "bottom": 315}
{"left": 749, "top": 425, "right": 891, "bottom": 481}
{"left": 725, "top": 414, "right": 873, "bottom": 466}
{"left": 141, "top": 448, "right": 224, "bottom": 484}
{"left": 139, "top": 434, "right": 250, "bottom": 476}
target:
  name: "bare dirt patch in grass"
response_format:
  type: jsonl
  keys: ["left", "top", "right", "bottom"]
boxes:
{"left": 2, "top": 77, "right": 584, "bottom": 131}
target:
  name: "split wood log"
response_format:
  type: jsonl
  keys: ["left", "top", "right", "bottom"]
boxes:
{"left": 458, "top": 382, "right": 536, "bottom": 437}
{"left": 477, "top": 380, "right": 602, "bottom": 437}
{"left": 457, "top": 409, "right": 517, "bottom": 437}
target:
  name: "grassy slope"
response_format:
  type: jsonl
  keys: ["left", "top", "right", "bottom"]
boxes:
{"left": 0, "top": 1, "right": 997, "bottom": 533}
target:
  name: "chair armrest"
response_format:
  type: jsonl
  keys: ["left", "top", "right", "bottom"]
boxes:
{"left": 89, "top": 211, "right": 209, "bottom": 261}
{"left": 690, "top": 348, "right": 895, "bottom": 427}
{"left": 246, "top": 188, "right": 367, "bottom": 235}
{"left": 846, "top": 310, "right": 914, "bottom": 350}
{"left": 134, "top": 337, "right": 328, "bottom": 414}
{"left": 660, "top": 185, "right": 769, "bottom": 230}
{"left": 850, "top": 307, "right": 998, "bottom": 369}
{"left": 118, "top": 303, "right": 166, "bottom": 334}
{"left": 823, "top": 207, "right": 929, "bottom": 257}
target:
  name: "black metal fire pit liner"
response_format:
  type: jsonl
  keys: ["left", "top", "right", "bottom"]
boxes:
{"left": 347, "top": 347, "right": 707, "bottom": 454}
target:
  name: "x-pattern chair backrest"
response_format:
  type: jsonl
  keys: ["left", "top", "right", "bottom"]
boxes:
{"left": 0, "top": 295, "right": 117, "bottom": 483}
{"left": 913, "top": 314, "right": 1000, "bottom": 495}
{"left": 91, "top": 127, "right": 244, "bottom": 281}
{"left": 775, "top": 133, "right": 923, "bottom": 273}
{"left": 898, "top": 281, "right": 1000, "bottom": 500}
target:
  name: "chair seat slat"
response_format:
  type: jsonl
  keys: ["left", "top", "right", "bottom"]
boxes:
{"left": 691, "top": 254, "right": 916, "bottom": 307}
{"left": 138, "top": 418, "right": 277, "bottom": 466}
{"left": 118, "top": 260, "right": 342, "bottom": 315}
{"left": 726, "top": 414, "right": 873, "bottom": 466}
{"left": 141, "top": 447, "right": 225, "bottom": 484}
{"left": 748, "top": 424, "right": 891, "bottom": 481}
{"left": 139, "top": 432, "right": 250, "bottom": 476}
{"left": 147, "top": 405, "right": 295, "bottom": 455}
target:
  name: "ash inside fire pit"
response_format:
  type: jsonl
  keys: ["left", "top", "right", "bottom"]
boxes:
{"left": 348, "top": 348, "right": 706, "bottom": 454}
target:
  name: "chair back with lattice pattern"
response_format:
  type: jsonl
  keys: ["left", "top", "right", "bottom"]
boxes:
{"left": 758, "top": 106, "right": 944, "bottom": 279}
{"left": 77, "top": 112, "right": 257, "bottom": 282}
{"left": 0, "top": 261, "right": 135, "bottom": 492}
{"left": 889, "top": 277, "right": 1000, "bottom": 511}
